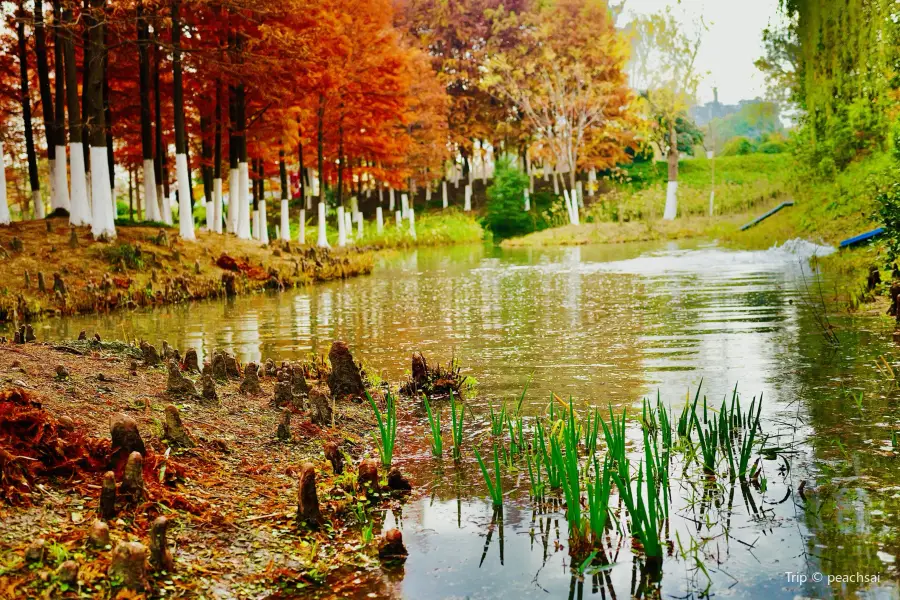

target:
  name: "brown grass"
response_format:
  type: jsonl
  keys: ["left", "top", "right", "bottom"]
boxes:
{"left": 0, "top": 218, "right": 374, "bottom": 323}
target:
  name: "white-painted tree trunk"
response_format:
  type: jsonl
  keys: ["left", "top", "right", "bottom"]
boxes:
{"left": 142, "top": 158, "right": 159, "bottom": 221}
{"left": 570, "top": 190, "right": 580, "bottom": 225}
{"left": 259, "top": 200, "right": 269, "bottom": 244}
{"left": 213, "top": 178, "right": 223, "bottom": 233}
{"left": 280, "top": 199, "right": 290, "bottom": 241}
{"left": 275, "top": 224, "right": 280, "bottom": 239}
{"left": 543, "top": 161, "right": 550, "bottom": 181}
{"left": 553, "top": 173, "right": 559, "bottom": 195}
{"left": 53, "top": 148, "right": 70, "bottom": 211}
{"left": 576, "top": 181, "right": 583, "bottom": 207}
{"left": 89, "top": 146, "right": 116, "bottom": 238}
{"left": 356, "top": 213, "right": 363, "bottom": 237}
{"left": 663, "top": 181, "right": 678, "bottom": 220}
{"left": 464, "top": 185, "right": 471, "bottom": 211}
{"left": 529, "top": 174, "right": 534, "bottom": 194}
{"left": 709, "top": 190, "right": 715, "bottom": 216}
{"left": 588, "top": 168, "right": 596, "bottom": 197}
{"left": 68, "top": 142, "right": 91, "bottom": 226}
{"left": 389, "top": 187, "right": 395, "bottom": 211}
{"left": 33, "top": 190, "right": 45, "bottom": 219}
{"left": 442, "top": 181, "right": 448, "bottom": 209}
{"left": 395, "top": 210, "right": 402, "bottom": 227}
{"left": 252, "top": 209, "right": 259, "bottom": 240}
{"left": 161, "top": 190, "right": 173, "bottom": 225}
{"left": 376, "top": 206, "right": 383, "bottom": 233}
{"left": 343, "top": 210, "right": 352, "bottom": 241}
{"left": 316, "top": 202, "right": 329, "bottom": 247}
{"left": 401, "top": 193, "right": 409, "bottom": 218}
{"left": 227, "top": 168, "right": 239, "bottom": 233}
{"left": 425, "top": 185, "right": 431, "bottom": 203}
{"left": 237, "top": 162, "right": 251, "bottom": 239}
{"left": 0, "top": 141, "right": 9, "bottom": 225}
{"left": 408, "top": 208, "right": 416, "bottom": 239}
{"left": 524, "top": 189, "right": 530, "bottom": 211}
{"left": 336, "top": 205, "right": 346, "bottom": 247}
{"left": 47, "top": 160, "right": 56, "bottom": 212}
{"left": 175, "top": 153, "right": 195, "bottom": 240}
{"left": 298, "top": 208, "right": 306, "bottom": 244}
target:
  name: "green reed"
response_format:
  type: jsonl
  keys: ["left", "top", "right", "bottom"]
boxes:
{"left": 423, "top": 394, "right": 442, "bottom": 457}
{"left": 489, "top": 400, "right": 507, "bottom": 436}
{"left": 526, "top": 446, "right": 545, "bottom": 498}
{"left": 450, "top": 391, "right": 465, "bottom": 461}
{"left": 366, "top": 391, "right": 397, "bottom": 468}
{"left": 610, "top": 427, "right": 664, "bottom": 560}
{"left": 475, "top": 442, "right": 504, "bottom": 507}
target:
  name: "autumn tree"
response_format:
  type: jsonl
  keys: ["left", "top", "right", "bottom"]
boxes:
{"left": 484, "top": 0, "right": 635, "bottom": 225}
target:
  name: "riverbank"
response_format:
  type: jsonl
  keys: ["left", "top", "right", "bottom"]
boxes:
{"left": 0, "top": 217, "right": 375, "bottom": 324}
{"left": 0, "top": 337, "right": 424, "bottom": 597}
{"left": 502, "top": 152, "right": 891, "bottom": 308}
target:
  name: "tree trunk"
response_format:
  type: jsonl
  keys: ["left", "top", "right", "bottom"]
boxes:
{"left": 103, "top": 26, "right": 115, "bottom": 203}
{"left": 279, "top": 147, "right": 289, "bottom": 241}
{"left": 81, "top": 0, "right": 90, "bottom": 172}
{"left": 171, "top": 0, "right": 195, "bottom": 240}
{"left": 297, "top": 129, "right": 305, "bottom": 207}
{"left": 136, "top": 0, "right": 158, "bottom": 221}
{"left": 317, "top": 95, "right": 325, "bottom": 205}
{"left": 663, "top": 118, "right": 679, "bottom": 221}
{"left": 227, "top": 82, "right": 239, "bottom": 234}
{"left": 235, "top": 80, "right": 250, "bottom": 239}
{"left": 153, "top": 41, "right": 171, "bottom": 224}
{"left": 34, "top": 0, "right": 56, "bottom": 210}
{"left": 61, "top": 3, "right": 89, "bottom": 225}
{"left": 85, "top": 0, "right": 114, "bottom": 238}
{"left": 212, "top": 80, "right": 222, "bottom": 232}
{"left": 51, "top": 0, "right": 69, "bottom": 212}
{"left": 17, "top": 0, "right": 43, "bottom": 219}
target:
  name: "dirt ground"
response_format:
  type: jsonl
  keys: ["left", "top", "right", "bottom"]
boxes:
{"left": 0, "top": 218, "right": 374, "bottom": 324}
{"left": 0, "top": 338, "right": 415, "bottom": 599}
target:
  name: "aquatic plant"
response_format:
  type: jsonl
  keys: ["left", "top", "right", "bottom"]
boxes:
{"left": 423, "top": 394, "right": 442, "bottom": 457}
{"left": 489, "top": 401, "right": 507, "bottom": 436}
{"left": 586, "top": 457, "right": 613, "bottom": 540}
{"left": 535, "top": 418, "right": 562, "bottom": 489}
{"left": 450, "top": 391, "right": 465, "bottom": 461}
{"left": 610, "top": 428, "right": 664, "bottom": 562}
{"left": 525, "top": 447, "right": 545, "bottom": 499}
{"left": 366, "top": 391, "right": 397, "bottom": 467}
{"left": 475, "top": 442, "right": 504, "bottom": 507}
{"left": 600, "top": 406, "right": 627, "bottom": 467}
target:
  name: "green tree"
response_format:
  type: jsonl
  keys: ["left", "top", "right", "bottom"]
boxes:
{"left": 628, "top": 7, "right": 705, "bottom": 220}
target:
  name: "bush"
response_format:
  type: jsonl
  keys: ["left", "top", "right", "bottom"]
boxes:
{"left": 878, "top": 170, "right": 900, "bottom": 261}
{"left": 722, "top": 136, "right": 756, "bottom": 156}
{"left": 485, "top": 157, "right": 534, "bottom": 239}
{"left": 757, "top": 140, "right": 786, "bottom": 154}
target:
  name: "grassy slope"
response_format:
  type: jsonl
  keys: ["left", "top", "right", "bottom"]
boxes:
{"left": 504, "top": 153, "right": 792, "bottom": 247}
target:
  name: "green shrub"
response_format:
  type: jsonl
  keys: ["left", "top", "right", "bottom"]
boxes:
{"left": 100, "top": 243, "right": 145, "bottom": 271}
{"left": 485, "top": 157, "right": 536, "bottom": 239}
{"left": 757, "top": 140, "right": 786, "bottom": 154}
{"left": 722, "top": 136, "right": 756, "bottom": 156}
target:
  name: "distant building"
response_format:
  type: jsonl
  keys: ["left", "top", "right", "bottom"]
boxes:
{"left": 690, "top": 88, "right": 762, "bottom": 126}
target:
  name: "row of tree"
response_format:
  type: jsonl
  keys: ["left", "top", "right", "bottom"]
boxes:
{"left": 0, "top": 0, "right": 705, "bottom": 241}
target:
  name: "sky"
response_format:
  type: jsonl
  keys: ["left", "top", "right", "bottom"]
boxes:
{"left": 623, "top": 0, "right": 784, "bottom": 106}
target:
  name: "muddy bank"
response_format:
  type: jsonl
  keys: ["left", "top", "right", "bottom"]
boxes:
{"left": 0, "top": 218, "right": 374, "bottom": 324}
{"left": 0, "top": 337, "right": 427, "bottom": 598}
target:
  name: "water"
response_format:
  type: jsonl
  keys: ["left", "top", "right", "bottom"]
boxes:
{"left": 16, "top": 240, "right": 900, "bottom": 598}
